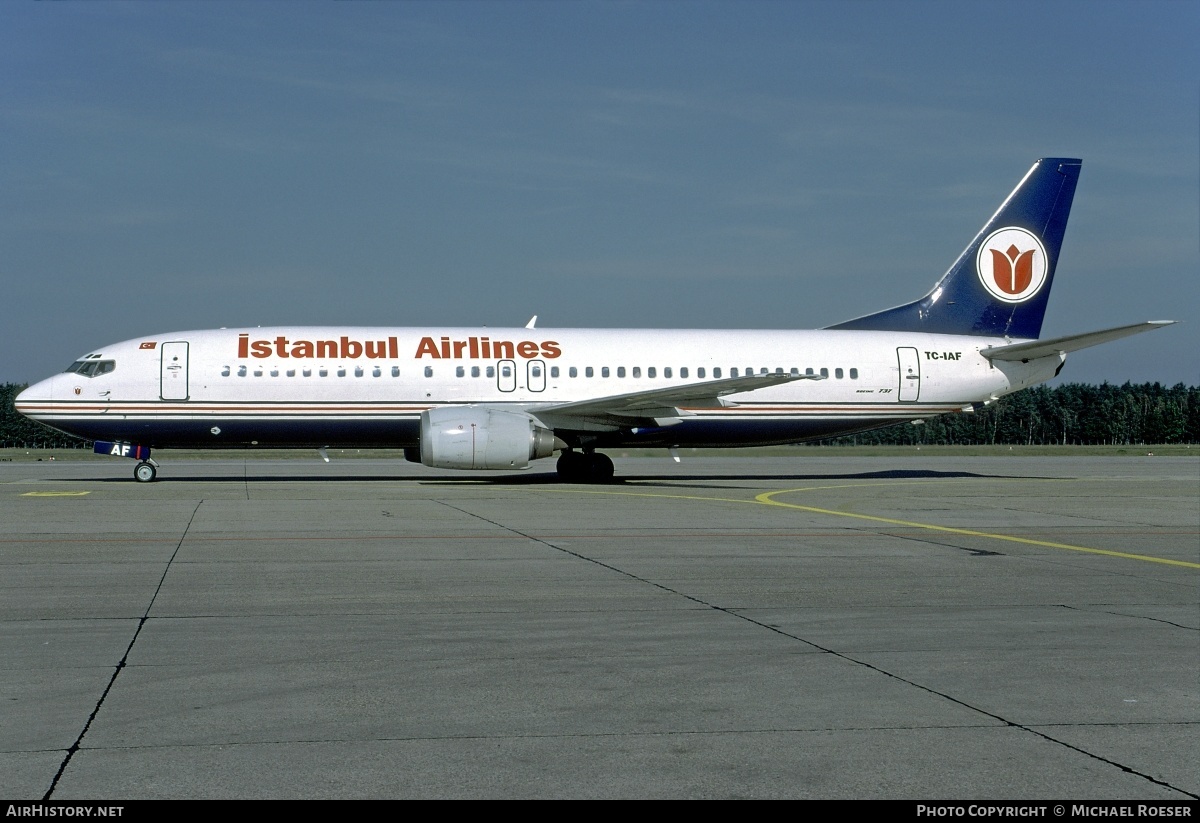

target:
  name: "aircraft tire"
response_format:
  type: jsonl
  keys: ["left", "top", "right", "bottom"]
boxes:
{"left": 134, "top": 461, "right": 157, "bottom": 483}
{"left": 556, "top": 451, "right": 587, "bottom": 483}
{"left": 589, "top": 453, "right": 615, "bottom": 483}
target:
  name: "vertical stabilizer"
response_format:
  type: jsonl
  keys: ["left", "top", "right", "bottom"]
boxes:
{"left": 828, "top": 158, "right": 1081, "bottom": 339}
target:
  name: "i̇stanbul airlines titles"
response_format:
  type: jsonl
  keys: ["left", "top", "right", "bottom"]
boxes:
{"left": 15, "top": 158, "right": 1176, "bottom": 482}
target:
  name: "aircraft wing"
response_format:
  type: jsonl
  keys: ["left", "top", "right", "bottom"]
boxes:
{"left": 980, "top": 321, "right": 1177, "bottom": 362}
{"left": 531, "top": 372, "right": 824, "bottom": 428}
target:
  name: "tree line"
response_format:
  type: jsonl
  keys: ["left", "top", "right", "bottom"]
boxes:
{"left": 3, "top": 381, "right": 1199, "bottom": 449}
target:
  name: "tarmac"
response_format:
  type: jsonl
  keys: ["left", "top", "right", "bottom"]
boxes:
{"left": 1, "top": 453, "right": 1197, "bottom": 800}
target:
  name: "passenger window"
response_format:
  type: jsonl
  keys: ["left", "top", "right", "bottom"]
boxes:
{"left": 354, "top": 367, "right": 363, "bottom": 377}
{"left": 647, "top": 367, "right": 656, "bottom": 378}
{"left": 456, "top": 366, "right": 465, "bottom": 378}
{"left": 820, "top": 368, "right": 828, "bottom": 378}
{"left": 372, "top": 367, "right": 381, "bottom": 377}
{"left": 587, "top": 367, "right": 595, "bottom": 378}
{"left": 790, "top": 367, "right": 799, "bottom": 376}
{"left": 711, "top": 367, "right": 720, "bottom": 378}
{"left": 617, "top": 367, "right": 626, "bottom": 378}
{"left": 471, "top": 366, "right": 480, "bottom": 377}
{"left": 254, "top": 369, "right": 263, "bottom": 377}
{"left": 336, "top": 368, "right": 345, "bottom": 377}
{"left": 486, "top": 366, "right": 495, "bottom": 378}
{"left": 679, "top": 367, "right": 687, "bottom": 378}
{"left": 850, "top": 368, "right": 859, "bottom": 379}
{"left": 731, "top": 368, "right": 739, "bottom": 377}
{"left": 391, "top": 367, "right": 400, "bottom": 377}
{"left": 221, "top": 366, "right": 231, "bottom": 377}
{"left": 601, "top": 367, "right": 610, "bottom": 378}
{"left": 550, "top": 366, "right": 559, "bottom": 378}
{"left": 835, "top": 368, "right": 843, "bottom": 379}
{"left": 532, "top": 365, "right": 542, "bottom": 377}
{"left": 319, "top": 368, "right": 328, "bottom": 377}
{"left": 287, "top": 369, "right": 296, "bottom": 377}
{"left": 632, "top": 367, "right": 641, "bottom": 378}
{"left": 238, "top": 366, "right": 247, "bottom": 377}
{"left": 424, "top": 366, "right": 433, "bottom": 378}
{"left": 270, "top": 369, "right": 279, "bottom": 377}
{"left": 569, "top": 367, "right": 578, "bottom": 378}
{"left": 304, "top": 368, "right": 312, "bottom": 377}
{"left": 805, "top": 367, "right": 814, "bottom": 375}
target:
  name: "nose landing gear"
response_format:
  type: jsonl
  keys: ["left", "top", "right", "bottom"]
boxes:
{"left": 134, "top": 461, "right": 158, "bottom": 483}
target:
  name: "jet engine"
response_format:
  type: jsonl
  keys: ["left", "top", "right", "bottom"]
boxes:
{"left": 418, "top": 407, "right": 557, "bottom": 470}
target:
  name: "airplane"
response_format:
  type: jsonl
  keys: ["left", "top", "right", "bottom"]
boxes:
{"left": 14, "top": 158, "right": 1176, "bottom": 483}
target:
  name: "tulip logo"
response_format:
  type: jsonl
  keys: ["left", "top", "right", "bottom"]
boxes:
{"left": 976, "top": 227, "right": 1047, "bottom": 303}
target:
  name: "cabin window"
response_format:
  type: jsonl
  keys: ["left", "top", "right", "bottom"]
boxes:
{"left": 679, "top": 367, "right": 687, "bottom": 378}
{"left": 790, "top": 367, "right": 799, "bottom": 376}
{"left": 336, "top": 368, "right": 345, "bottom": 377}
{"left": 805, "top": 367, "right": 814, "bottom": 376}
{"left": 269, "top": 369, "right": 279, "bottom": 377}
{"left": 731, "top": 367, "right": 739, "bottom": 377}
{"left": 550, "top": 366, "right": 559, "bottom": 378}
{"left": 697, "top": 367, "right": 705, "bottom": 378}
{"left": 221, "top": 366, "right": 230, "bottom": 377}
{"left": 820, "top": 368, "right": 828, "bottom": 378}
{"left": 601, "top": 367, "right": 610, "bottom": 378}
{"left": 501, "top": 364, "right": 512, "bottom": 378}
{"left": 238, "top": 366, "right": 247, "bottom": 377}
{"left": 287, "top": 369, "right": 296, "bottom": 377}
{"left": 631, "top": 367, "right": 641, "bottom": 378}
{"left": 711, "top": 367, "right": 720, "bottom": 378}
{"left": 456, "top": 366, "right": 465, "bottom": 378}
{"left": 319, "top": 368, "right": 328, "bottom": 377}
{"left": 354, "top": 367, "right": 364, "bottom": 377}
{"left": 424, "top": 366, "right": 433, "bottom": 378}
{"left": 617, "top": 367, "right": 626, "bottom": 378}
{"left": 569, "top": 366, "right": 578, "bottom": 378}
{"left": 304, "top": 368, "right": 312, "bottom": 377}
{"left": 471, "top": 366, "right": 480, "bottom": 377}
{"left": 532, "top": 365, "right": 542, "bottom": 378}
{"left": 647, "top": 367, "right": 656, "bottom": 378}
{"left": 254, "top": 369, "right": 263, "bottom": 377}
{"left": 372, "top": 367, "right": 381, "bottom": 377}
{"left": 850, "top": 368, "right": 859, "bottom": 379}
{"left": 586, "top": 367, "right": 595, "bottom": 378}
{"left": 486, "top": 366, "right": 495, "bottom": 378}
{"left": 835, "top": 368, "right": 843, "bottom": 379}
{"left": 391, "top": 366, "right": 400, "bottom": 377}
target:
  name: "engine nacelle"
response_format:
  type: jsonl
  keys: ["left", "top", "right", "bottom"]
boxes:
{"left": 419, "top": 407, "right": 557, "bottom": 470}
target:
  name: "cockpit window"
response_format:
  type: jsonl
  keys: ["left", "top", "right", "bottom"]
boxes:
{"left": 65, "top": 360, "right": 116, "bottom": 377}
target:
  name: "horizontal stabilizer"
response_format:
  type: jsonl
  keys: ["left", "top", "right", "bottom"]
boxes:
{"left": 980, "top": 321, "right": 1177, "bottom": 362}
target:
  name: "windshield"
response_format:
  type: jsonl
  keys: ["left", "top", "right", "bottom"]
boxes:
{"left": 64, "top": 360, "right": 116, "bottom": 377}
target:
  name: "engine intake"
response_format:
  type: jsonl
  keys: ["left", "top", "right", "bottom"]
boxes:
{"left": 419, "top": 407, "right": 557, "bottom": 470}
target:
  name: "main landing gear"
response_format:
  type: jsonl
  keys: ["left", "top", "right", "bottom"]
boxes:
{"left": 556, "top": 449, "right": 615, "bottom": 483}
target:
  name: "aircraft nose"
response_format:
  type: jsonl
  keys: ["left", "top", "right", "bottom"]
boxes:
{"left": 14, "top": 377, "right": 55, "bottom": 416}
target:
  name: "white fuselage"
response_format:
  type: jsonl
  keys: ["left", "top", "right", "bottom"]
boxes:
{"left": 16, "top": 325, "right": 1061, "bottom": 452}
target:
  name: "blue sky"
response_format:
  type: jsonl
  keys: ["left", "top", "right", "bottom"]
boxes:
{"left": 3, "top": 1, "right": 1196, "bottom": 386}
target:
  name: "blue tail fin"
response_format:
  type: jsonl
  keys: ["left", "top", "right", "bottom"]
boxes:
{"left": 828, "top": 158, "right": 1082, "bottom": 339}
